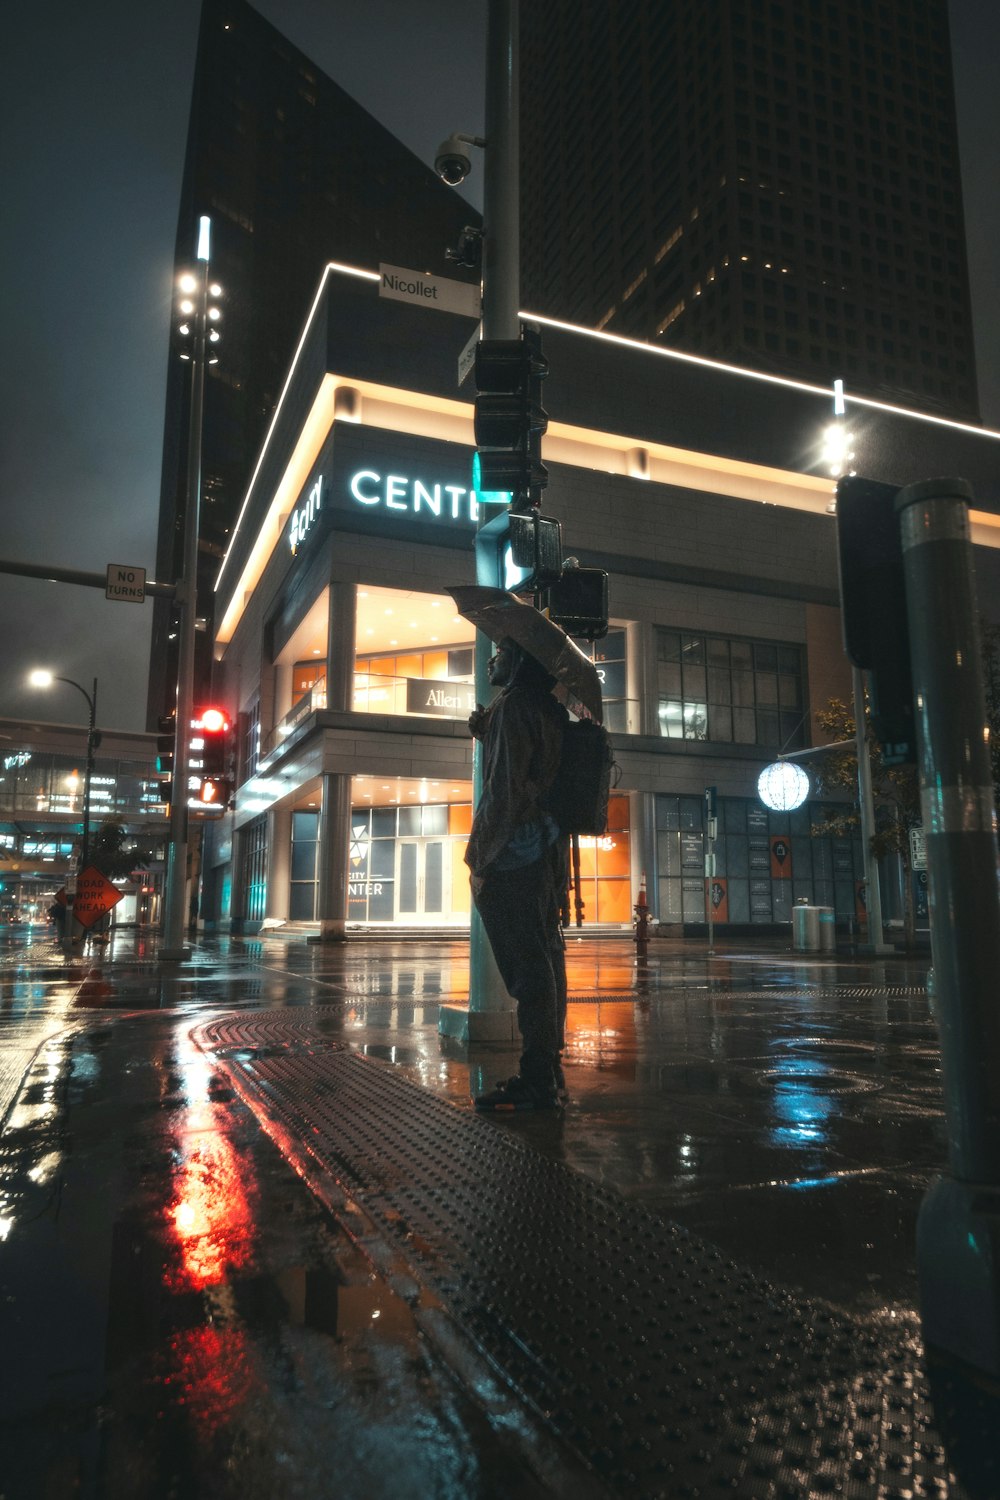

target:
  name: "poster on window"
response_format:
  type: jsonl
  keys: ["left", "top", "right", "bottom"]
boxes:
{"left": 706, "top": 876, "right": 729, "bottom": 921}
{"left": 770, "top": 835, "right": 792, "bottom": 879}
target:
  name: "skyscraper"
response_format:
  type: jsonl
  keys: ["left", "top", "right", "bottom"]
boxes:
{"left": 149, "top": 0, "right": 479, "bottom": 724}
{"left": 520, "top": 0, "right": 979, "bottom": 423}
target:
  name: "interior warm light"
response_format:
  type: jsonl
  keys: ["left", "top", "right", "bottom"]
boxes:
{"left": 178, "top": 273, "right": 197, "bottom": 293}
{"left": 179, "top": 299, "right": 194, "bottom": 315}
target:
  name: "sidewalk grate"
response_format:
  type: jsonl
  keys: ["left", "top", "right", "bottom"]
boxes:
{"left": 194, "top": 1008, "right": 979, "bottom": 1499}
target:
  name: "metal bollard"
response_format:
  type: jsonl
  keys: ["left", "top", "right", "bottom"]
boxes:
{"left": 897, "top": 477, "right": 1000, "bottom": 1378}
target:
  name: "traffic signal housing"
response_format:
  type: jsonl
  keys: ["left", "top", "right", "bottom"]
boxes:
{"left": 474, "top": 331, "right": 548, "bottom": 512}
{"left": 835, "top": 475, "right": 915, "bottom": 764}
{"left": 545, "top": 566, "right": 609, "bottom": 641}
{"left": 156, "top": 713, "right": 175, "bottom": 807}
{"left": 190, "top": 705, "right": 233, "bottom": 812}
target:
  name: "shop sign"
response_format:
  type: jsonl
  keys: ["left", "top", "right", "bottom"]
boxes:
{"left": 4, "top": 752, "right": 31, "bottom": 770}
{"left": 348, "top": 469, "right": 480, "bottom": 525}
{"left": 289, "top": 475, "right": 323, "bottom": 554}
{"left": 406, "top": 678, "right": 476, "bottom": 717}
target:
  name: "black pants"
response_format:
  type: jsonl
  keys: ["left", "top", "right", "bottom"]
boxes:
{"left": 473, "top": 840, "right": 568, "bottom": 1087}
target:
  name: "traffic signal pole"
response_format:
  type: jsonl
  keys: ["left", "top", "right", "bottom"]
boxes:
{"left": 897, "top": 478, "right": 1000, "bottom": 1385}
{"left": 440, "top": 0, "right": 521, "bottom": 1042}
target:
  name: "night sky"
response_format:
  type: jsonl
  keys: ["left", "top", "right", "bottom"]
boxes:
{"left": 1, "top": 0, "right": 997, "bottom": 734}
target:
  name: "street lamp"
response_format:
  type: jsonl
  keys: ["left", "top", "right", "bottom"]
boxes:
{"left": 28, "top": 670, "right": 99, "bottom": 868}
{"left": 161, "top": 215, "right": 222, "bottom": 961}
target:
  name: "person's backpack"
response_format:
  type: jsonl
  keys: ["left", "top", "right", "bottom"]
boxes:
{"left": 545, "top": 717, "right": 617, "bottom": 836}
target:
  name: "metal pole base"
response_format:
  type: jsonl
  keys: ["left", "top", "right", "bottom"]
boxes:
{"left": 438, "top": 1001, "right": 518, "bottom": 1044}
{"left": 917, "top": 1176, "right": 1000, "bottom": 1377}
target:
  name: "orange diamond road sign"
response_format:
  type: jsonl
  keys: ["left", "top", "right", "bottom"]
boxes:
{"left": 73, "top": 865, "right": 125, "bottom": 930}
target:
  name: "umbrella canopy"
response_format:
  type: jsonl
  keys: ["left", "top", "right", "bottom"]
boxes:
{"left": 446, "top": 585, "right": 604, "bottom": 722}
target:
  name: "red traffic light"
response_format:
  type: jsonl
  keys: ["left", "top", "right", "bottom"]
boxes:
{"left": 198, "top": 706, "right": 230, "bottom": 734}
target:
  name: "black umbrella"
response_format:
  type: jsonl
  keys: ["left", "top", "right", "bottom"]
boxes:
{"left": 446, "top": 585, "right": 604, "bottom": 722}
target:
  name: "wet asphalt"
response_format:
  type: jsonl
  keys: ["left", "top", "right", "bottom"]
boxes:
{"left": 0, "top": 924, "right": 994, "bottom": 1498}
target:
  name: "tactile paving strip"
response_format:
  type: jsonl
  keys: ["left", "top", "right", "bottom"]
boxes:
{"left": 195, "top": 1008, "right": 975, "bottom": 1499}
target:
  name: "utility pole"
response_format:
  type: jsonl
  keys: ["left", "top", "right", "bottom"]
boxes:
{"left": 441, "top": 0, "right": 522, "bottom": 1043}
{"left": 161, "top": 216, "right": 212, "bottom": 961}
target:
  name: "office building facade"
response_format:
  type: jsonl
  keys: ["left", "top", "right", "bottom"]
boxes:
{"left": 200, "top": 262, "right": 1000, "bottom": 938}
{"left": 520, "top": 0, "right": 979, "bottom": 422}
{"left": 149, "top": 0, "right": 480, "bottom": 725}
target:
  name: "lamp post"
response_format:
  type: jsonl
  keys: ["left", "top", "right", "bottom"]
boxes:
{"left": 161, "top": 215, "right": 221, "bottom": 961}
{"left": 28, "top": 670, "right": 98, "bottom": 867}
{"left": 29, "top": 670, "right": 98, "bottom": 947}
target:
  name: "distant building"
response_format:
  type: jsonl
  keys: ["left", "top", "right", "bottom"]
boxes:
{"left": 519, "top": 0, "right": 979, "bottom": 423}
{"left": 149, "top": 0, "right": 480, "bottom": 725}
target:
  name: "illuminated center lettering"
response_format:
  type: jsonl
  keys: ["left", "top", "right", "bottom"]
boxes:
{"left": 289, "top": 475, "right": 323, "bottom": 554}
{"left": 349, "top": 469, "right": 480, "bottom": 524}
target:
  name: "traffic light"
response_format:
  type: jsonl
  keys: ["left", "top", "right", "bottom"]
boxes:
{"left": 835, "top": 475, "right": 915, "bottom": 764}
{"left": 474, "top": 331, "right": 548, "bottom": 512}
{"left": 156, "top": 713, "right": 175, "bottom": 807}
{"left": 190, "top": 706, "right": 233, "bottom": 811}
{"left": 474, "top": 511, "right": 563, "bottom": 593}
{"left": 545, "top": 566, "right": 609, "bottom": 641}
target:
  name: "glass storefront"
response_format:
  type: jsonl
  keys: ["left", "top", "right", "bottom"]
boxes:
{"left": 347, "top": 802, "right": 472, "bottom": 924}
{"left": 656, "top": 793, "right": 864, "bottom": 925}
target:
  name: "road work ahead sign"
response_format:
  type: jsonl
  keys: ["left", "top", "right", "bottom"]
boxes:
{"left": 106, "top": 564, "right": 146, "bottom": 603}
{"left": 72, "top": 866, "right": 124, "bottom": 929}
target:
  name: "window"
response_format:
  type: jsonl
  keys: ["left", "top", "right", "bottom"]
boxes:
{"left": 656, "top": 629, "right": 805, "bottom": 748}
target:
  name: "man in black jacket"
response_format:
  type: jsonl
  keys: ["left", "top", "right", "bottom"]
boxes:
{"left": 466, "top": 637, "right": 569, "bottom": 1110}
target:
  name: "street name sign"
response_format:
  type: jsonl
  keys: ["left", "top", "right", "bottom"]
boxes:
{"left": 458, "top": 324, "right": 481, "bottom": 386}
{"left": 379, "top": 263, "right": 481, "bottom": 319}
{"left": 106, "top": 564, "right": 147, "bottom": 603}
{"left": 71, "top": 865, "right": 124, "bottom": 929}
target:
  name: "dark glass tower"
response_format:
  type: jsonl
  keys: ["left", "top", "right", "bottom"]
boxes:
{"left": 149, "top": 0, "right": 479, "bottom": 724}
{"left": 520, "top": 0, "right": 979, "bottom": 423}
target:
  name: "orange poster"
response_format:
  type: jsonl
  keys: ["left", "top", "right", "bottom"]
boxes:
{"left": 770, "top": 836, "right": 792, "bottom": 879}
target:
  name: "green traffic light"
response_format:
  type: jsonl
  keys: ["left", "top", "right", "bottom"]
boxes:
{"left": 471, "top": 450, "right": 512, "bottom": 506}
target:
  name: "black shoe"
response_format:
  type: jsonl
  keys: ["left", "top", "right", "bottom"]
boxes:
{"left": 474, "top": 1075, "right": 561, "bottom": 1112}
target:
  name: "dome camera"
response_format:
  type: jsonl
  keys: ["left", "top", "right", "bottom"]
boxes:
{"left": 435, "top": 134, "right": 473, "bottom": 187}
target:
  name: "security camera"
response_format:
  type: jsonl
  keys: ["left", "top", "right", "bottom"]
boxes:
{"left": 435, "top": 134, "right": 473, "bottom": 186}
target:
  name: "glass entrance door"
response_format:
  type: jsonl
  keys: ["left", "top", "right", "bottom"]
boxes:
{"left": 396, "top": 839, "right": 446, "bottom": 920}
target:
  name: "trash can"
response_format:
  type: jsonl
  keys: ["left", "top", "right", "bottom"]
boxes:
{"left": 793, "top": 903, "right": 820, "bottom": 951}
{"left": 818, "top": 907, "right": 836, "bottom": 952}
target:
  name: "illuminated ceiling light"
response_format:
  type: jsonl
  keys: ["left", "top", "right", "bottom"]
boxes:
{"left": 178, "top": 323, "right": 190, "bottom": 336}
{"left": 178, "top": 273, "right": 197, "bottom": 294}
{"left": 179, "top": 299, "right": 194, "bottom": 315}
{"left": 208, "top": 307, "right": 221, "bottom": 322}
{"left": 384, "top": 608, "right": 393, "bottom": 615}
{"left": 209, "top": 283, "right": 222, "bottom": 297}
{"left": 208, "top": 330, "right": 220, "bottom": 343}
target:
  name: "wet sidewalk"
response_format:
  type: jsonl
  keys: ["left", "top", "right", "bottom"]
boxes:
{"left": 0, "top": 927, "right": 995, "bottom": 1497}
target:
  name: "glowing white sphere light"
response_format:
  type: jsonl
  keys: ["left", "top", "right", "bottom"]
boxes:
{"left": 757, "top": 761, "right": 810, "bottom": 812}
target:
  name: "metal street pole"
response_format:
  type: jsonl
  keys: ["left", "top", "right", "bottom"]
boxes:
{"left": 82, "top": 675, "right": 97, "bottom": 870}
{"left": 161, "top": 216, "right": 211, "bottom": 962}
{"left": 898, "top": 478, "right": 1000, "bottom": 1383}
{"left": 851, "top": 665, "right": 890, "bottom": 953}
{"left": 465, "top": 0, "right": 520, "bottom": 1032}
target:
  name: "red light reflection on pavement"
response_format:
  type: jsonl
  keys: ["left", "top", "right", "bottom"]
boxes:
{"left": 165, "top": 1032, "right": 258, "bottom": 1292}
{"left": 166, "top": 1324, "right": 257, "bottom": 1434}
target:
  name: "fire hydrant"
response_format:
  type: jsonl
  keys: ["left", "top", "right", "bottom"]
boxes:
{"left": 633, "top": 871, "right": 652, "bottom": 958}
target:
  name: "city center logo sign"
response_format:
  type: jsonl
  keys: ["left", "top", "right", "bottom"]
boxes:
{"left": 348, "top": 469, "right": 483, "bottom": 526}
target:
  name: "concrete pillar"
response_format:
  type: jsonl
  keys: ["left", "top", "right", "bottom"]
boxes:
{"left": 266, "top": 806, "right": 292, "bottom": 921}
{"left": 326, "top": 582, "right": 356, "bottom": 710}
{"left": 316, "top": 772, "right": 351, "bottom": 941}
{"left": 228, "top": 825, "right": 247, "bottom": 934}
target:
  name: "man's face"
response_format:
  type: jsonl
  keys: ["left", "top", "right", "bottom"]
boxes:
{"left": 487, "top": 641, "right": 516, "bottom": 687}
